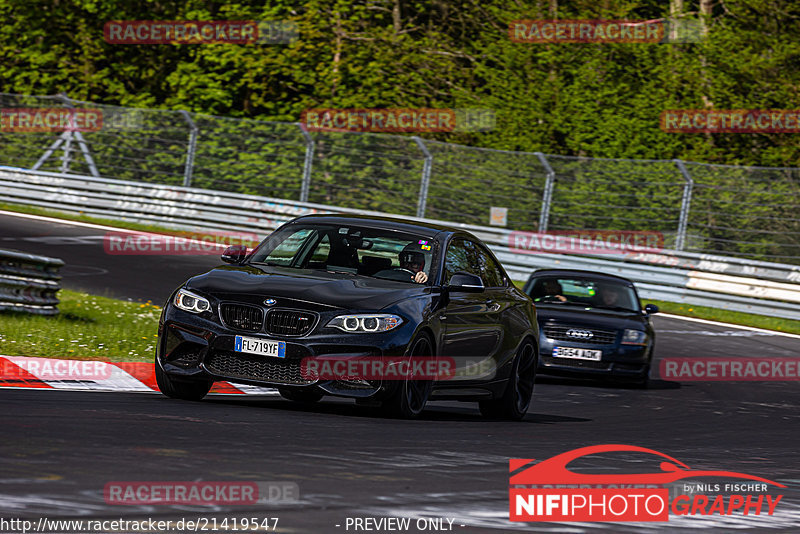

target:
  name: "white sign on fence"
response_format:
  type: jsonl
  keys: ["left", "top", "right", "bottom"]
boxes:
{"left": 490, "top": 206, "right": 508, "bottom": 227}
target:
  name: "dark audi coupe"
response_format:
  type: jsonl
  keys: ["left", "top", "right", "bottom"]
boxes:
{"left": 156, "top": 214, "right": 539, "bottom": 419}
{"left": 522, "top": 269, "right": 658, "bottom": 387}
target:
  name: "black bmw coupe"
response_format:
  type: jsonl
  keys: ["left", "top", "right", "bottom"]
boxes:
{"left": 156, "top": 214, "right": 539, "bottom": 419}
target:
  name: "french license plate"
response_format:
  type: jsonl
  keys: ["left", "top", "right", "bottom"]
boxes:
{"left": 234, "top": 335, "right": 286, "bottom": 358}
{"left": 552, "top": 346, "right": 602, "bottom": 361}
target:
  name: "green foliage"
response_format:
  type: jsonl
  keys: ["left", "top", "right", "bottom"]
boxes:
{"left": 1, "top": 0, "right": 798, "bottom": 161}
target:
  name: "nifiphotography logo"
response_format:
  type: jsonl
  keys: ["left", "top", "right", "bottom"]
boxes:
{"left": 509, "top": 444, "right": 785, "bottom": 522}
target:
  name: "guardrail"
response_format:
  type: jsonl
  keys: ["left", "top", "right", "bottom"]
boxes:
{"left": 0, "top": 248, "right": 64, "bottom": 315}
{"left": 5, "top": 93, "right": 800, "bottom": 264}
{"left": 1, "top": 166, "right": 798, "bottom": 320}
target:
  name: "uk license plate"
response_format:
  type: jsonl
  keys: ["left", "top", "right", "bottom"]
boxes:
{"left": 552, "top": 346, "right": 602, "bottom": 361}
{"left": 234, "top": 335, "right": 286, "bottom": 358}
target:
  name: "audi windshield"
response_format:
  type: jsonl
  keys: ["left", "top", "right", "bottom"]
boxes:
{"left": 527, "top": 276, "right": 640, "bottom": 312}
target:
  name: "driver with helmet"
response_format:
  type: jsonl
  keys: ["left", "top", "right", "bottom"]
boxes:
{"left": 372, "top": 242, "right": 430, "bottom": 283}
{"left": 398, "top": 244, "right": 428, "bottom": 283}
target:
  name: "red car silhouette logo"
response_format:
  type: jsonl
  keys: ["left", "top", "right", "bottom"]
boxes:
{"left": 510, "top": 444, "right": 785, "bottom": 487}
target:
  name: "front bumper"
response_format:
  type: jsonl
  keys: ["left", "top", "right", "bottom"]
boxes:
{"left": 538, "top": 334, "right": 651, "bottom": 380}
{"left": 157, "top": 306, "right": 415, "bottom": 399}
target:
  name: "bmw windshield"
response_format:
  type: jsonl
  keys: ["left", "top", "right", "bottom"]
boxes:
{"left": 529, "top": 276, "right": 640, "bottom": 312}
{"left": 248, "top": 223, "right": 435, "bottom": 284}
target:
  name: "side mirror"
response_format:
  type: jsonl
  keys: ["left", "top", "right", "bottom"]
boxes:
{"left": 448, "top": 272, "right": 485, "bottom": 293}
{"left": 221, "top": 245, "right": 248, "bottom": 264}
{"left": 644, "top": 303, "right": 659, "bottom": 315}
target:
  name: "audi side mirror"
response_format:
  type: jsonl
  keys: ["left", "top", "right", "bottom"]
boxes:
{"left": 221, "top": 245, "right": 248, "bottom": 264}
{"left": 448, "top": 272, "right": 485, "bottom": 293}
{"left": 644, "top": 303, "right": 659, "bottom": 315}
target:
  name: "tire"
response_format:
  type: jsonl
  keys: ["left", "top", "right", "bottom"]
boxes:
{"left": 628, "top": 363, "right": 651, "bottom": 389}
{"left": 479, "top": 340, "right": 537, "bottom": 421}
{"left": 381, "top": 333, "right": 434, "bottom": 419}
{"left": 279, "top": 387, "right": 325, "bottom": 403}
{"left": 155, "top": 361, "right": 212, "bottom": 401}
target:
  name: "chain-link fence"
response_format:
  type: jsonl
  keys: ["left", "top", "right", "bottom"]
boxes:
{"left": 2, "top": 92, "right": 799, "bottom": 263}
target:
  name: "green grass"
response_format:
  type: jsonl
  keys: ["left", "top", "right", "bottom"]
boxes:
{"left": 512, "top": 280, "right": 800, "bottom": 335}
{"left": 641, "top": 299, "right": 800, "bottom": 335}
{"left": 0, "top": 289, "right": 161, "bottom": 362}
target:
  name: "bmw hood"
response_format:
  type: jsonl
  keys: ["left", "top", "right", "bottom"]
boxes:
{"left": 184, "top": 264, "right": 430, "bottom": 310}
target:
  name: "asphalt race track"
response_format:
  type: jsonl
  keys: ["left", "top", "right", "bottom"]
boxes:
{"left": 0, "top": 211, "right": 223, "bottom": 303}
{"left": 1, "top": 211, "right": 799, "bottom": 533}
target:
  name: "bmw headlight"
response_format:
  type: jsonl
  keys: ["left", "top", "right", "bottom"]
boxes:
{"left": 174, "top": 289, "right": 211, "bottom": 314}
{"left": 327, "top": 314, "right": 402, "bottom": 333}
{"left": 621, "top": 329, "right": 647, "bottom": 345}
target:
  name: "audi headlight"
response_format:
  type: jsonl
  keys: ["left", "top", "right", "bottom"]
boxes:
{"left": 174, "top": 289, "right": 211, "bottom": 314}
{"left": 621, "top": 329, "right": 647, "bottom": 345}
{"left": 327, "top": 314, "right": 402, "bottom": 333}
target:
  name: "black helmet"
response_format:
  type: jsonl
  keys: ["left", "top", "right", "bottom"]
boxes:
{"left": 400, "top": 243, "right": 426, "bottom": 270}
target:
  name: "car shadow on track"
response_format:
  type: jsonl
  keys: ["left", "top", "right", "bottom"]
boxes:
{"left": 536, "top": 375, "right": 681, "bottom": 390}
{"left": 201, "top": 396, "right": 591, "bottom": 424}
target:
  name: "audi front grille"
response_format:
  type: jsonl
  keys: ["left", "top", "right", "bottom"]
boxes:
{"left": 543, "top": 324, "right": 617, "bottom": 344}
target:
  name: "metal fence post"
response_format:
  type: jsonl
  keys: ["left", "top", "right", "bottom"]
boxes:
{"left": 53, "top": 94, "right": 100, "bottom": 177}
{"left": 59, "top": 132, "right": 73, "bottom": 174}
{"left": 33, "top": 132, "right": 68, "bottom": 172}
{"left": 297, "top": 124, "right": 314, "bottom": 202}
{"left": 72, "top": 131, "right": 99, "bottom": 177}
{"left": 179, "top": 110, "right": 198, "bottom": 188}
{"left": 56, "top": 94, "right": 73, "bottom": 174}
{"left": 535, "top": 152, "right": 555, "bottom": 232}
{"left": 674, "top": 159, "right": 694, "bottom": 251}
{"left": 413, "top": 137, "right": 433, "bottom": 218}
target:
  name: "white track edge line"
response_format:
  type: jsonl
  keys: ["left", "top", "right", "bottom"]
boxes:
{"left": 0, "top": 209, "right": 229, "bottom": 249}
{"left": 658, "top": 313, "right": 800, "bottom": 339}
